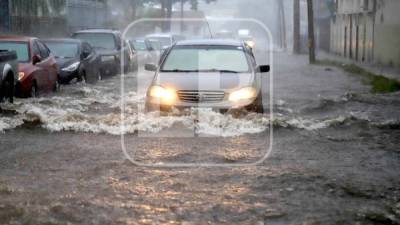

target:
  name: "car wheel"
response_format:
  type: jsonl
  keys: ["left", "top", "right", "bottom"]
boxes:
{"left": 78, "top": 70, "right": 87, "bottom": 83}
{"left": 2, "top": 74, "right": 14, "bottom": 103}
{"left": 53, "top": 80, "right": 60, "bottom": 92}
{"left": 246, "top": 93, "right": 264, "bottom": 113}
{"left": 30, "top": 82, "right": 38, "bottom": 98}
{"left": 80, "top": 71, "right": 87, "bottom": 84}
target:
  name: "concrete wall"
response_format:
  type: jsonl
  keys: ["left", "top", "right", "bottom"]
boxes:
{"left": 373, "top": 0, "right": 400, "bottom": 67}
{"left": 330, "top": 12, "right": 374, "bottom": 62}
{"left": 331, "top": 0, "right": 400, "bottom": 67}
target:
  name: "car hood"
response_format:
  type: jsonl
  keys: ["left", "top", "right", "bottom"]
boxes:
{"left": 153, "top": 72, "right": 254, "bottom": 91}
{"left": 94, "top": 48, "right": 118, "bottom": 56}
{"left": 55, "top": 57, "right": 79, "bottom": 69}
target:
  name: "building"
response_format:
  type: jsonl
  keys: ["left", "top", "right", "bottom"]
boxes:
{"left": 66, "top": 0, "right": 109, "bottom": 33}
{"left": 0, "top": 0, "right": 109, "bottom": 36}
{"left": 373, "top": 0, "right": 400, "bottom": 67}
{"left": 0, "top": 0, "right": 67, "bottom": 36}
{"left": 330, "top": 0, "right": 400, "bottom": 67}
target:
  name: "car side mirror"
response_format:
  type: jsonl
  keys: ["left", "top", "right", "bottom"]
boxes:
{"left": 32, "top": 55, "right": 41, "bottom": 65}
{"left": 256, "top": 65, "right": 270, "bottom": 73}
{"left": 145, "top": 63, "right": 157, "bottom": 71}
{"left": 81, "top": 51, "right": 90, "bottom": 59}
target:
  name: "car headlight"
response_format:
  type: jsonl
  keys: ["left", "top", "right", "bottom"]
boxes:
{"left": 61, "top": 62, "right": 80, "bottom": 72}
{"left": 148, "top": 85, "right": 177, "bottom": 104}
{"left": 101, "top": 55, "right": 115, "bottom": 62}
{"left": 229, "top": 87, "right": 257, "bottom": 102}
{"left": 18, "top": 72, "right": 25, "bottom": 80}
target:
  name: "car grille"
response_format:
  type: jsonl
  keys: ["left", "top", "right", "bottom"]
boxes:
{"left": 177, "top": 90, "right": 225, "bottom": 103}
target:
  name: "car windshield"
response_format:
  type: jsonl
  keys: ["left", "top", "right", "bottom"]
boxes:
{"left": 161, "top": 45, "right": 250, "bottom": 73}
{"left": 147, "top": 36, "right": 171, "bottom": 47}
{"left": 146, "top": 39, "right": 162, "bottom": 50}
{"left": 130, "top": 40, "right": 147, "bottom": 50}
{"left": 0, "top": 42, "right": 29, "bottom": 62}
{"left": 45, "top": 42, "right": 79, "bottom": 58}
{"left": 74, "top": 33, "right": 115, "bottom": 50}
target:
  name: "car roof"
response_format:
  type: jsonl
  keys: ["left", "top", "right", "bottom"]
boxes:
{"left": 42, "top": 38, "right": 82, "bottom": 44}
{"left": 0, "top": 35, "right": 36, "bottom": 42}
{"left": 73, "top": 29, "right": 120, "bottom": 34}
{"left": 146, "top": 33, "right": 175, "bottom": 38}
{"left": 131, "top": 38, "right": 145, "bottom": 41}
{"left": 175, "top": 39, "right": 243, "bottom": 47}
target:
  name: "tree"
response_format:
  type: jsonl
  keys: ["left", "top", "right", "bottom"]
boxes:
{"left": 293, "top": 0, "right": 300, "bottom": 54}
{"left": 307, "top": 0, "right": 316, "bottom": 63}
{"left": 160, "top": 0, "right": 216, "bottom": 31}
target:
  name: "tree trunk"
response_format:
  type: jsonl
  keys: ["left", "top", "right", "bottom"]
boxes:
{"left": 293, "top": 0, "right": 300, "bottom": 54}
{"left": 165, "top": 0, "right": 173, "bottom": 32}
{"left": 307, "top": 0, "right": 316, "bottom": 63}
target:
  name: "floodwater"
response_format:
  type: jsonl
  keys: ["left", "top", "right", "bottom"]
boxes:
{"left": 0, "top": 52, "right": 399, "bottom": 224}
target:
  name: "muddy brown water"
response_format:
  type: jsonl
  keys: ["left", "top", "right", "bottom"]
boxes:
{"left": 0, "top": 52, "right": 399, "bottom": 224}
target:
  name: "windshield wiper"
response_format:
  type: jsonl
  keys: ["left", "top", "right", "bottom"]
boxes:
{"left": 160, "top": 69, "right": 240, "bottom": 73}
{"left": 161, "top": 69, "right": 198, "bottom": 72}
{"left": 199, "top": 69, "right": 239, "bottom": 73}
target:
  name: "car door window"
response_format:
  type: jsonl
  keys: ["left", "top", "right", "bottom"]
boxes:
{"left": 82, "top": 43, "right": 92, "bottom": 58}
{"left": 37, "top": 41, "right": 50, "bottom": 59}
{"left": 32, "top": 41, "right": 41, "bottom": 57}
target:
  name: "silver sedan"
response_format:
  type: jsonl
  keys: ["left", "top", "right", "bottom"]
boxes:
{"left": 144, "top": 39, "right": 270, "bottom": 113}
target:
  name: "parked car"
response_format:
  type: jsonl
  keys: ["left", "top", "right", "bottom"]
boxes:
{"left": 145, "top": 33, "right": 185, "bottom": 50}
{"left": 124, "top": 40, "right": 138, "bottom": 73}
{"left": 144, "top": 39, "right": 270, "bottom": 113}
{"left": 0, "top": 50, "right": 18, "bottom": 103}
{"left": 72, "top": 29, "right": 130, "bottom": 77}
{"left": 0, "top": 36, "right": 59, "bottom": 98}
{"left": 43, "top": 38, "right": 101, "bottom": 84}
{"left": 129, "top": 38, "right": 162, "bottom": 66}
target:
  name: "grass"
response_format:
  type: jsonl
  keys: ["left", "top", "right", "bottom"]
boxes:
{"left": 316, "top": 59, "right": 400, "bottom": 93}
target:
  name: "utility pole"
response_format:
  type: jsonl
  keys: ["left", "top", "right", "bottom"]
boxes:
{"left": 307, "top": 0, "right": 316, "bottom": 63}
{"left": 166, "top": 0, "right": 173, "bottom": 32}
{"left": 180, "top": 0, "right": 184, "bottom": 33}
{"left": 161, "top": 0, "right": 166, "bottom": 31}
{"left": 293, "top": 0, "right": 300, "bottom": 54}
{"left": 277, "top": 0, "right": 287, "bottom": 49}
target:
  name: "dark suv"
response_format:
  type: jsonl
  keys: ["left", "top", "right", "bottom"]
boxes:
{"left": 72, "top": 29, "right": 130, "bottom": 78}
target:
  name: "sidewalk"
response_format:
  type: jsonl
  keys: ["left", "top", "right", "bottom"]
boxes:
{"left": 317, "top": 51, "right": 400, "bottom": 82}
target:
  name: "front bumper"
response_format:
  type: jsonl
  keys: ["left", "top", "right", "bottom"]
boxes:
{"left": 15, "top": 80, "right": 31, "bottom": 97}
{"left": 58, "top": 70, "right": 79, "bottom": 83}
{"left": 145, "top": 96, "right": 256, "bottom": 112}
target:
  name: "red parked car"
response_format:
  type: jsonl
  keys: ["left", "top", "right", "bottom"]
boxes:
{"left": 0, "top": 36, "right": 58, "bottom": 97}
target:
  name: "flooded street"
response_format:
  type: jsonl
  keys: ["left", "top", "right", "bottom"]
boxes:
{"left": 1, "top": 52, "right": 400, "bottom": 224}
